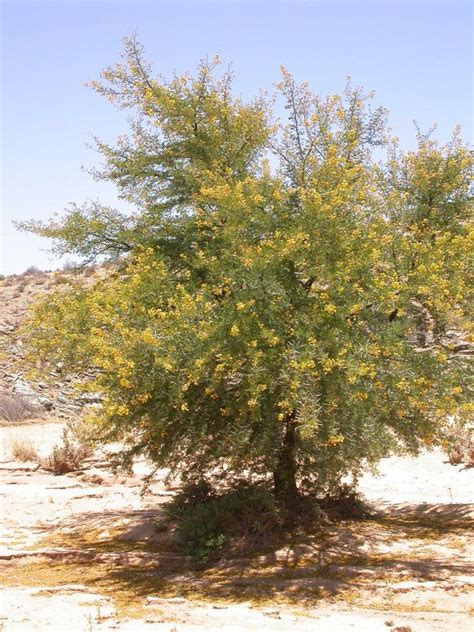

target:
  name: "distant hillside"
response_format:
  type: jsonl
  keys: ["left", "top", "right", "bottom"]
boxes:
{"left": 0, "top": 267, "right": 98, "bottom": 423}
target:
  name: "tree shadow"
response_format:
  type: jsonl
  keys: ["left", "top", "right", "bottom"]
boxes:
{"left": 26, "top": 498, "right": 473, "bottom": 609}
{"left": 372, "top": 501, "right": 473, "bottom": 526}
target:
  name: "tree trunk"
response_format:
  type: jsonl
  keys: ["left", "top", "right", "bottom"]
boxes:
{"left": 273, "top": 411, "right": 299, "bottom": 510}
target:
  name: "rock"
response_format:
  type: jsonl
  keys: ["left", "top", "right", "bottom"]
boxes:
{"left": 81, "top": 473, "right": 104, "bottom": 485}
{"left": 12, "top": 379, "right": 51, "bottom": 410}
{"left": 79, "top": 392, "right": 103, "bottom": 404}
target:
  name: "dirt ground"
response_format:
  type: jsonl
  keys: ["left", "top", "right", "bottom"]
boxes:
{"left": 0, "top": 422, "right": 472, "bottom": 631}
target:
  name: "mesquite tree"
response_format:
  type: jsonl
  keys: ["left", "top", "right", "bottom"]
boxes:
{"left": 21, "top": 38, "right": 472, "bottom": 506}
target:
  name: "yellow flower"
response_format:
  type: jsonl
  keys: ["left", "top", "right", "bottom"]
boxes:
{"left": 132, "top": 393, "right": 151, "bottom": 404}
{"left": 230, "top": 324, "right": 240, "bottom": 337}
{"left": 141, "top": 328, "right": 156, "bottom": 345}
{"left": 322, "top": 358, "right": 337, "bottom": 373}
{"left": 325, "top": 433, "right": 345, "bottom": 447}
{"left": 114, "top": 404, "right": 129, "bottom": 417}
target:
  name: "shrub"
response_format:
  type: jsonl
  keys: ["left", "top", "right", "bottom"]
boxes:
{"left": 10, "top": 437, "right": 39, "bottom": 462}
{"left": 41, "top": 429, "right": 92, "bottom": 474}
{"left": 52, "top": 272, "right": 69, "bottom": 284}
{"left": 166, "top": 481, "right": 285, "bottom": 564}
{"left": 62, "top": 260, "right": 82, "bottom": 274}
{"left": 443, "top": 420, "right": 474, "bottom": 467}
{"left": 320, "top": 483, "right": 370, "bottom": 519}
{"left": 22, "top": 265, "right": 42, "bottom": 276}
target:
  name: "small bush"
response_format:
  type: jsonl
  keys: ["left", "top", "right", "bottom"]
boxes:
{"left": 22, "top": 265, "right": 42, "bottom": 276}
{"left": 0, "top": 393, "right": 42, "bottom": 423}
{"left": 62, "top": 260, "right": 79, "bottom": 272}
{"left": 321, "top": 483, "right": 370, "bottom": 519}
{"left": 166, "top": 481, "right": 284, "bottom": 565}
{"left": 41, "top": 429, "right": 92, "bottom": 474}
{"left": 53, "top": 272, "right": 70, "bottom": 285}
{"left": 443, "top": 420, "right": 473, "bottom": 467}
{"left": 10, "top": 437, "right": 39, "bottom": 462}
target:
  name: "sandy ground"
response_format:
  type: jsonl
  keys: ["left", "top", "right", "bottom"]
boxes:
{"left": 0, "top": 423, "right": 473, "bottom": 631}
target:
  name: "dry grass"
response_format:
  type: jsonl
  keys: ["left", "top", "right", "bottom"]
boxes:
{"left": 0, "top": 561, "right": 170, "bottom": 620}
{"left": 10, "top": 436, "right": 39, "bottom": 461}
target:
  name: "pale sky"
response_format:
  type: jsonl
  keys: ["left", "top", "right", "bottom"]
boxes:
{"left": 1, "top": 0, "right": 472, "bottom": 274}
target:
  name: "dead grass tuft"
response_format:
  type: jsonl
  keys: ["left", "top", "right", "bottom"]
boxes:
{"left": 9, "top": 436, "right": 39, "bottom": 461}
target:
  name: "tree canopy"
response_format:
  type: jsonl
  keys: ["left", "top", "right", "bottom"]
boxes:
{"left": 21, "top": 37, "right": 473, "bottom": 506}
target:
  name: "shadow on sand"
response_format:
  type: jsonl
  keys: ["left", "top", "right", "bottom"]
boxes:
{"left": 7, "top": 498, "right": 470, "bottom": 610}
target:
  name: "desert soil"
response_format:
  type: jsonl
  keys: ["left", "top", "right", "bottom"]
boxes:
{"left": 0, "top": 423, "right": 473, "bottom": 631}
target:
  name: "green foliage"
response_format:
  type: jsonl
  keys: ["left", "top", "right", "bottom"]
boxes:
{"left": 167, "top": 481, "right": 281, "bottom": 564}
{"left": 20, "top": 37, "right": 473, "bottom": 503}
{"left": 321, "top": 483, "right": 370, "bottom": 520}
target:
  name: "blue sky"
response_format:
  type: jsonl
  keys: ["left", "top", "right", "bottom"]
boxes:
{"left": 1, "top": 0, "right": 472, "bottom": 274}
